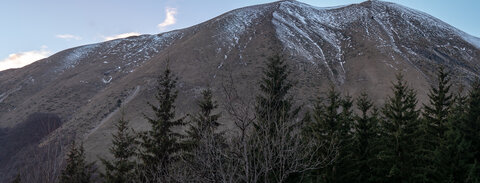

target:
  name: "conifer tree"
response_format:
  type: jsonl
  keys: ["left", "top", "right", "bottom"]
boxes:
{"left": 137, "top": 65, "right": 184, "bottom": 182}
{"left": 379, "top": 73, "right": 420, "bottom": 182}
{"left": 335, "top": 95, "right": 356, "bottom": 183}
{"left": 435, "top": 91, "right": 472, "bottom": 182}
{"left": 254, "top": 55, "right": 300, "bottom": 134}
{"left": 415, "top": 67, "right": 454, "bottom": 182}
{"left": 465, "top": 80, "right": 480, "bottom": 160}
{"left": 183, "top": 89, "right": 226, "bottom": 182}
{"left": 463, "top": 79, "right": 480, "bottom": 181}
{"left": 351, "top": 92, "right": 379, "bottom": 182}
{"left": 424, "top": 67, "right": 453, "bottom": 134}
{"left": 60, "top": 141, "right": 96, "bottom": 183}
{"left": 184, "top": 89, "right": 222, "bottom": 149}
{"left": 340, "top": 95, "right": 354, "bottom": 136}
{"left": 306, "top": 86, "right": 342, "bottom": 182}
{"left": 250, "top": 54, "right": 307, "bottom": 182}
{"left": 414, "top": 113, "right": 439, "bottom": 182}
{"left": 100, "top": 111, "right": 136, "bottom": 183}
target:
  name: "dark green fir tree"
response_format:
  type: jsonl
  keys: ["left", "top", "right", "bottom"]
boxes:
{"left": 137, "top": 65, "right": 185, "bottom": 182}
{"left": 435, "top": 89, "right": 473, "bottom": 182}
{"left": 254, "top": 55, "right": 300, "bottom": 134}
{"left": 336, "top": 94, "right": 355, "bottom": 183}
{"left": 306, "top": 86, "right": 342, "bottom": 182}
{"left": 184, "top": 89, "right": 222, "bottom": 149}
{"left": 379, "top": 73, "right": 420, "bottom": 182}
{"left": 60, "top": 140, "right": 96, "bottom": 183}
{"left": 183, "top": 88, "right": 226, "bottom": 182}
{"left": 416, "top": 67, "right": 454, "bottom": 182}
{"left": 463, "top": 79, "right": 480, "bottom": 182}
{"left": 251, "top": 54, "right": 302, "bottom": 183}
{"left": 352, "top": 92, "right": 379, "bottom": 182}
{"left": 101, "top": 111, "right": 136, "bottom": 183}
{"left": 424, "top": 66, "right": 453, "bottom": 135}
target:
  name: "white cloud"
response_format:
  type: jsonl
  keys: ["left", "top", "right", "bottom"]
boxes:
{"left": 103, "top": 32, "right": 141, "bottom": 41}
{"left": 0, "top": 46, "right": 51, "bottom": 71}
{"left": 158, "top": 7, "right": 177, "bottom": 30}
{"left": 56, "top": 34, "right": 82, "bottom": 40}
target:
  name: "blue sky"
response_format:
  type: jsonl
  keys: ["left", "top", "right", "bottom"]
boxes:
{"left": 0, "top": 0, "right": 479, "bottom": 71}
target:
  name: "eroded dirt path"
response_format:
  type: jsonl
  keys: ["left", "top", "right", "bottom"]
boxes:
{"left": 85, "top": 85, "right": 140, "bottom": 138}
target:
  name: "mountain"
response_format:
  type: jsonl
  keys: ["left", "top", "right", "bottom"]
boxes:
{"left": 0, "top": 0, "right": 479, "bottom": 180}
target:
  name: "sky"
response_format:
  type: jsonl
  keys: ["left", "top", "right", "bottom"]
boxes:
{"left": 0, "top": 0, "right": 479, "bottom": 71}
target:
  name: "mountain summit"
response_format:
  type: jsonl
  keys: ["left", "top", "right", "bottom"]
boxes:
{"left": 0, "top": 0, "right": 479, "bottom": 180}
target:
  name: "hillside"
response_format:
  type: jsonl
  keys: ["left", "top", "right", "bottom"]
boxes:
{"left": 0, "top": 0, "right": 479, "bottom": 180}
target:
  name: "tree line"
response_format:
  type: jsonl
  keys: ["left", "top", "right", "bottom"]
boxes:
{"left": 13, "top": 55, "right": 480, "bottom": 182}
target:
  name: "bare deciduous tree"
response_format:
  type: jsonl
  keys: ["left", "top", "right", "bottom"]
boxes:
{"left": 217, "top": 56, "right": 338, "bottom": 182}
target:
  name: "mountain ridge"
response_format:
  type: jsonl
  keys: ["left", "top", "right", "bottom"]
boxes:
{"left": 4, "top": 0, "right": 479, "bottom": 74}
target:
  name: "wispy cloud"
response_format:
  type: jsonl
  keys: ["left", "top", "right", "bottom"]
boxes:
{"left": 103, "top": 32, "right": 141, "bottom": 41}
{"left": 56, "top": 34, "right": 82, "bottom": 40}
{"left": 158, "top": 7, "right": 177, "bottom": 30}
{"left": 0, "top": 46, "right": 51, "bottom": 71}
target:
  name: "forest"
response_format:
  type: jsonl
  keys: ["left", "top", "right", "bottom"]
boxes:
{"left": 12, "top": 55, "right": 480, "bottom": 183}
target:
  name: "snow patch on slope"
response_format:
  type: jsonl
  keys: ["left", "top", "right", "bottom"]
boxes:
{"left": 101, "top": 31, "right": 182, "bottom": 70}
{"left": 271, "top": 0, "right": 479, "bottom": 83}
{"left": 458, "top": 31, "right": 480, "bottom": 49}
{"left": 371, "top": 1, "right": 479, "bottom": 65}
{"left": 378, "top": 1, "right": 480, "bottom": 49}
{"left": 55, "top": 31, "right": 182, "bottom": 75}
{"left": 57, "top": 44, "right": 100, "bottom": 72}
{"left": 272, "top": 0, "right": 349, "bottom": 82}
{"left": 212, "top": 4, "right": 269, "bottom": 47}
{"left": 102, "top": 76, "right": 112, "bottom": 84}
